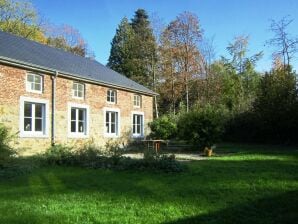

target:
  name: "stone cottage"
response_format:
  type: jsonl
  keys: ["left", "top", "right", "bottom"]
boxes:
{"left": 0, "top": 31, "right": 156, "bottom": 155}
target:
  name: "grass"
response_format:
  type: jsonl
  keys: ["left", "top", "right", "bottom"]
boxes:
{"left": 0, "top": 144, "right": 297, "bottom": 224}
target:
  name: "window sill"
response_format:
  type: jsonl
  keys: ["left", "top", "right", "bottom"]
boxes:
{"left": 72, "top": 96, "right": 84, "bottom": 100}
{"left": 26, "top": 89, "right": 43, "bottom": 94}
{"left": 132, "top": 134, "right": 144, "bottom": 139}
{"left": 20, "top": 132, "right": 48, "bottom": 138}
{"left": 68, "top": 133, "right": 89, "bottom": 139}
{"left": 104, "top": 133, "right": 119, "bottom": 138}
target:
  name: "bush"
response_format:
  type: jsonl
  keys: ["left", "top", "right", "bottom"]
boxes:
{"left": 0, "top": 124, "right": 16, "bottom": 161}
{"left": 149, "top": 115, "right": 177, "bottom": 139}
{"left": 177, "top": 104, "right": 226, "bottom": 149}
{"left": 43, "top": 144, "right": 74, "bottom": 165}
{"left": 116, "top": 153, "right": 184, "bottom": 173}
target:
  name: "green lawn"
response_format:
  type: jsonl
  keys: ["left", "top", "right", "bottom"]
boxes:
{"left": 0, "top": 144, "right": 297, "bottom": 224}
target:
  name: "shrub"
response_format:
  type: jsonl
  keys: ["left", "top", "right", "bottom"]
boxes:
{"left": 0, "top": 124, "right": 16, "bottom": 161}
{"left": 43, "top": 144, "right": 74, "bottom": 165}
{"left": 177, "top": 104, "right": 226, "bottom": 149}
{"left": 149, "top": 115, "right": 177, "bottom": 139}
{"left": 116, "top": 153, "right": 184, "bottom": 173}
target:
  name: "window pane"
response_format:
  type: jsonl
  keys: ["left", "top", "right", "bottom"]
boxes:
{"left": 78, "top": 84, "right": 83, "bottom": 91}
{"left": 35, "top": 104, "right": 43, "bottom": 118}
{"left": 137, "top": 124, "right": 141, "bottom": 134}
{"left": 27, "top": 74, "right": 34, "bottom": 82}
{"left": 73, "top": 83, "right": 77, "bottom": 90}
{"left": 35, "top": 118, "right": 42, "bottom": 131}
{"left": 111, "top": 123, "right": 115, "bottom": 133}
{"left": 71, "top": 121, "right": 76, "bottom": 132}
{"left": 24, "top": 103, "right": 32, "bottom": 117}
{"left": 78, "top": 91, "right": 83, "bottom": 98}
{"left": 34, "top": 83, "right": 41, "bottom": 91}
{"left": 71, "top": 108, "right": 76, "bottom": 120}
{"left": 111, "top": 112, "right": 115, "bottom": 123}
{"left": 78, "top": 121, "right": 85, "bottom": 133}
{"left": 24, "top": 118, "right": 32, "bottom": 131}
{"left": 106, "top": 112, "right": 109, "bottom": 123}
{"left": 34, "top": 75, "right": 41, "bottom": 83}
{"left": 133, "top": 124, "right": 136, "bottom": 134}
{"left": 106, "top": 122, "right": 109, "bottom": 133}
{"left": 78, "top": 109, "right": 84, "bottom": 121}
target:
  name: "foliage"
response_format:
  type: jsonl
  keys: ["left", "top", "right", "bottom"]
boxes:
{"left": 224, "top": 66, "right": 298, "bottom": 144}
{"left": 43, "top": 144, "right": 74, "bottom": 165}
{"left": 148, "top": 115, "right": 177, "bottom": 139}
{"left": 158, "top": 11, "right": 203, "bottom": 113}
{"left": 177, "top": 104, "right": 226, "bottom": 149}
{"left": 253, "top": 66, "right": 298, "bottom": 143}
{"left": 130, "top": 9, "right": 157, "bottom": 88}
{"left": 0, "top": 124, "right": 16, "bottom": 161}
{"left": 0, "top": 0, "right": 93, "bottom": 57}
{"left": 0, "top": 0, "right": 46, "bottom": 42}
{"left": 108, "top": 9, "right": 157, "bottom": 88}
{"left": 107, "top": 17, "right": 136, "bottom": 78}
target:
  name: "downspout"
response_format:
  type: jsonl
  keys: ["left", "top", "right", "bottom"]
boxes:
{"left": 51, "top": 71, "right": 58, "bottom": 146}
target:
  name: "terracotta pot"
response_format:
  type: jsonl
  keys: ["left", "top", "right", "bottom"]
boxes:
{"left": 205, "top": 148, "right": 213, "bottom": 157}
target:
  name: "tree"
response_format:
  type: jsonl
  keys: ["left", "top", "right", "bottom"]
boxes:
{"left": 160, "top": 12, "right": 203, "bottom": 112}
{"left": 267, "top": 16, "right": 298, "bottom": 71}
{"left": 130, "top": 9, "right": 157, "bottom": 88}
{"left": 107, "top": 17, "right": 135, "bottom": 78}
{"left": 45, "top": 24, "right": 93, "bottom": 58}
{"left": 253, "top": 66, "right": 298, "bottom": 143}
{"left": 0, "top": 0, "right": 46, "bottom": 42}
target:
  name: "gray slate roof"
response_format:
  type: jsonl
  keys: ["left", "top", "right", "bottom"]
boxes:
{"left": 0, "top": 31, "right": 156, "bottom": 95}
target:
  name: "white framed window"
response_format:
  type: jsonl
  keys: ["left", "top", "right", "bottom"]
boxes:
{"left": 19, "top": 96, "right": 49, "bottom": 138}
{"left": 107, "top": 89, "right": 117, "bottom": 104}
{"left": 103, "top": 107, "right": 120, "bottom": 137}
{"left": 68, "top": 103, "right": 89, "bottom": 138}
{"left": 132, "top": 111, "right": 144, "bottom": 137}
{"left": 26, "top": 73, "right": 43, "bottom": 93}
{"left": 133, "top": 94, "right": 141, "bottom": 108}
{"left": 72, "top": 82, "right": 85, "bottom": 99}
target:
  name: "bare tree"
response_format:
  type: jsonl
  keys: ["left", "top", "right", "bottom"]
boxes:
{"left": 267, "top": 16, "right": 298, "bottom": 70}
{"left": 44, "top": 24, "right": 94, "bottom": 58}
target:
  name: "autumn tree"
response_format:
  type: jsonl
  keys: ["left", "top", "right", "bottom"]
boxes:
{"left": 0, "top": 0, "right": 46, "bottom": 42}
{"left": 160, "top": 12, "right": 203, "bottom": 112}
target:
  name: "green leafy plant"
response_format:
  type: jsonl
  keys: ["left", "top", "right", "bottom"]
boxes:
{"left": 0, "top": 124, "right": 16, "bottom": 161}
{"left": 43, "top": 144, "right": 74, "bottom": 165}
{"left": 177, "top": 105, "right": 226, "bottom": 150}
{"left": 149, "top": 115, "right": 177, "bottom": 140}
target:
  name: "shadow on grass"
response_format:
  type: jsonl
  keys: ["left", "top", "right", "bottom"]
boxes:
{"left": 164, "top": 190, "right": 298, "bottom": 224}
{"left": 0, "top": 157, "right": 297, "bottom": 201}
{"left": 0, "top": 151, "right": 298, "bottom": 224}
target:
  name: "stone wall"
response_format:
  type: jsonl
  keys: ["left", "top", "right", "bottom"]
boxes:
{"left": 0, "top": 64, "right": 153, "bottom": 155}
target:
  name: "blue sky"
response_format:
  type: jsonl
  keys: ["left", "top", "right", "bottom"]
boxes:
{"left": 31, "top": 0, "right": 298, "bottom": 72}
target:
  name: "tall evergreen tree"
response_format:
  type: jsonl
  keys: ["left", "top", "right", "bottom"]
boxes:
{"left": 130, "top": 9, "right": 157, "bottom": 88}
{"left": 107, "top": 17, "right": 135, "bottom": 78}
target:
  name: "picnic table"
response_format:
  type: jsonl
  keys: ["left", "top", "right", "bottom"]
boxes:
{"left": 142, "top": 139, "right": 166, "bottom": 153}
